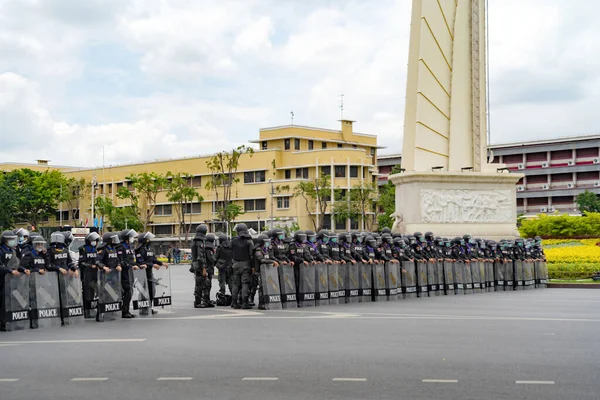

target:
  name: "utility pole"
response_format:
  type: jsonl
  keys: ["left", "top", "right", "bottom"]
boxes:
{"left": 269, "top": 178, "right": 274, "bottom": 229}
{"left": 59, "top": 183, "right": 63, "bottom": 227}
{"left": 91, "top": 176, "right": 97, "bottom": 230}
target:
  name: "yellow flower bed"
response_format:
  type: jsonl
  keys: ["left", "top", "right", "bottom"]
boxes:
{"left": 543, "top": 239, "right": 600, "bottom": 278}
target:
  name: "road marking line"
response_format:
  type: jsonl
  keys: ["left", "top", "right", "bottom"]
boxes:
{"left": 332, "top": 378, "right": 367, "bottom": 382}
{"left": 157, "top": 377, "right": 193, "bottom": 381}
{"left": 0, "top": 379, "right": 19, "bottom": 382}
{"left": 422, "top": 379, "right": 458, "bottom": 383}
{"left": 0, "top": 339, "right": 146, "bottom": 345}
{"left": 71, "top": 378, "right": 109, "bottom": 382}
{"left": 516, "top": 380, "right": 555, "bottom": 385}
{"left": 242, "top": 377, "right": 279, "bottom": 381}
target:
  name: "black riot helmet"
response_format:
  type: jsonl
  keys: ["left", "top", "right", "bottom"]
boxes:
{"left": 351, "top": 231, "right": 362, "bottom": 243}
{"left": 32, "top": 235, "right": 47, "bottom": 253}
{"left": 381, "top": 233, "right": 392, "bottom": 244}
{"left": 102, "top": 232, "right": 120, "bottom": 246}
{"left": 294, "top": 230, "right": 307, "bottom": 243}
{"left": 381, "top": 227, "right": 392, "bottom": 235}
{"left": 85, "top": 232, "right": 101, "bottom": 246}
{"left": 393, "top": 237, "right": 404, "bottom": 247}
{"left": 138, "top": 232, "right": 155, "bottom": 245}
{"left": 365, "top": 235, "right": 377, "bottom": 249}
{"left": 257, "top": 234, "right": 270, "bottom": 248}
{"left": 1, "top": 230, "right": 18, "bottom": 248}
{"left": 205, "top": 233, "right": 216, "bottom": 250}
{"left": 425, "top": 232, "right": 434, "bottom": 241}
{"left": 62, "top": 231, "right": 75, "bottom": 246}
{"left": 272, "top": 228, "right": 285, "bottom": 241}
{"left": 435, "top": 236, "right": 444, "bottom": 246}
{"left": 407, "top": 235, "right": 417, "bottom": 245}
{"left": 414, "top": 232, "right": 425, "bottom": 243}
{"left": 463, "top": 234, "right": 475, "bottom": 244}
{"left": 119, "top": 229, "right": 138, "bottom": 244}
{"left": 305, "top": 230, "right": 317, "bottom": 243}
{"left": 216, "top": 233, "right": 228, "bottom": 245}
{"left": 50, "top": 231, "right": 66, "bottom": 246}
{"left": 235, "top": 223, "right": 248, "bottom": 233}
{"left": 196, "top": 224, "right": 208, "bottom": 236}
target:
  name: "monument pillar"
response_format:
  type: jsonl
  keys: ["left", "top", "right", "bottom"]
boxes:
{"left": 391, "top": 0, "right": 522, "bottom": 239}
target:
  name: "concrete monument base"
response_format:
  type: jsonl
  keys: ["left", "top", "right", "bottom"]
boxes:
{"left": 389, "top": 171, "right": 523, "bottom": 240}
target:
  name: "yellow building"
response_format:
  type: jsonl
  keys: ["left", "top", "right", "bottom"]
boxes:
{"left": 1, "top": 120, "right": 382, "bottom": 237}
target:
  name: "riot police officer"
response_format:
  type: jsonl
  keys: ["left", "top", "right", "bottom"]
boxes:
{"left": 80, "top": 232, "right": 100, "bottom": 318}
{"left": 215, "top": 233, "right": 233, "bottom": 299}
{"left": 117, "top": 229, "right": 139, "bottom": 318}
{"left": 327, "top": 231, "right": 344, "bottom": 264}
{"left": 254, "top": 234, "right": 278, "bottom": 310}
{"left": 191, "top": 224, "right": 210, "bottom": 308}
{"left": 135, "top": 232, "right": 166, "bottom": 314}
{"left": 316, "top": 230, "right": 333, "bottom": 264}
{"left": 231, "top": 224, "right": 253, "bottom": 309}
{"left": 14, "top": 228, "right": 30, "bottom": 256}
{"left": 47, "top": 231, "right": 77, "bottom": 276}
{"left": 270, "top": 229, "right": 292, "bottom": 266}
{"left": 203, "top": 233, "right": 217, "bottom": 307}
{"left": 351, "top": 232, "right": 368, "bottom": 263}
{"left": 305, "top": 230, "right": 323, "bottom": 263}
{"left": 289, "top": 230, "right": 310, "bottom": 292}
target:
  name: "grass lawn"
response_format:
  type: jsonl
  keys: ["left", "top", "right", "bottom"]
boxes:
{"left": 549, "top": 279, "right": 598, "bottom": 284}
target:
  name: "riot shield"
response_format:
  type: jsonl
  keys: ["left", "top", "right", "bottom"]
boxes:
{"left": 505, "top": 260, "right": 515, "bottom": 290}
{"left": 278, "top": 263, "right": 297, "bottom": 309}
{"left": 385, "top": 262, "right": 399, "bottom": 301}
{"left": 58, "top": 273, "right": 84, "bottom": 326}
{"left": 83, "top": 266, "right": 99, "bottom": 319}
{"left": 454, "top": 261, "right": 465, "bottom": 295}
{"left": 523, "top": 261, "right": 535, "bottom": 290}
{"left": 327, "top": 263, "right": 339, "bottom": 305}
{"left": 463, "top": 262, "right": 473, "bottom": 295}
{"left": 337, "top": 263, "right": 348, "bottom": 304}
{"left": 427, "top": 261, "right": 438, "bottom": 296}
{"left": 514, "top": 260, "right": 524, "bottom": 290}
{"left": 298, "top": 262, "right": 316, "bottom": 307}
{"left": 416, "top": 261, "right": 428, "bottom": 298}
{"left": 443, "top": 261, "right": 455, "bottom": 295}
{"left": 151, "top": 267, "right": 172, "bottom": 313}
{"left": 485, "top": 262, "right": 494, "bottom": 292}
{"left": 131, "top": 269, "right": 151, "bottom": 316}
{"left": 541, "top": 261, "right": 548, "bottom": 288}
{"left": 471, "top": 262, "right": 482, "bottom": 294}
{"left": 402, "top": 261, "right": 417, "bottom": 299}
{"left": 494, "top": 261, "right": 505, "bottom": 292}
{"left": 436, "top": 261, "right": 444, "bottom": 296}
{"left": 315, "top": 263, "right": 329, "bottom": 306}
{"left": 535, "top": 261, "right": 547, "bottom": 289}
{"left": 260, "top": 263, "right": 282, "bottom": 310}
{"left": 97, "top": 269, "right": 122, "bottom": 321}
{"left": 372, "top": 262, "right": 387, "bottom": 302}
{"left": 359, "top": 262, "right": 373, "bottom": 302}
{"left": 30, "top": 272, "right": 61, "bottom": 329}
{"left": 479, "top": 262, "right": 486, "bottom": 293}
{"left": 2, "top": 274, "right": 30, "bottom": 332}
{"left": 346, "top": 262, "right": 360, "bottom": 304}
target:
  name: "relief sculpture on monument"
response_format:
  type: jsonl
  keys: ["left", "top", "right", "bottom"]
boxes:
{"left": 421, "top": 189, "right": 512, "bottom": 224}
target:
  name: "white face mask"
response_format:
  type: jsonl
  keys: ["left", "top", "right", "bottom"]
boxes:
{"left": 91, "top": 241, "right": 98, "bottom": 247}
{"left": 7, "top": 239, "right": 17, "bottom": 248}
{"left": 35, "top": 245, "right": 45, "bottom": 252}
{"left": 129, "top": 237, "right": 136, "bottom": 244}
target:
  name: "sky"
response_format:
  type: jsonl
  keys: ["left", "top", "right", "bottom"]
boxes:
{"left": 1, "top": 0, "right": 599, "bottom": 167}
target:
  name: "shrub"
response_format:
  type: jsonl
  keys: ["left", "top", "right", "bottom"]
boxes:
{"left": 519, "top": 213, "right": 600, "bottom": 238}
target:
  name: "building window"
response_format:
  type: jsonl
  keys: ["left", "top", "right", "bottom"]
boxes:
{"left": 277, "top": 196, "right": 290, "bottom": 209}
{"left": 371, "top": 148, "right": 376, "bottom": 156}
{"left": 191, "top": 176, "right": 202, "bottom": 187}
{"left": 183, "top": 203, "right": 202, "bottom": 214}
{"left": 284, "top": 139, "right": 290, "bottom": 150}
{"left": 153, "top": 225, "right": 173, "bottom": 235}
{"left": 116, "top": 182, "right": 124, "bottom": 190}
{"left": 244, "top": 199, "right": 266, "bottom": 212}
{"left": 352, "top": 144, "right": 357, "bottom": 149}
{"left": 335, "top": 166, "right": 346, "bottom": 178}
{"left": 212, "top": 201, "right": 225, "bottom": 214}
{"left": 244, "top": 171, "right": 266, "bottom": 183}
{"left": 155, "top": 205, "right": 172, "bottom": 216}
{"left": 337, "top": 143, "right": 343, "bottom": 149}
{"left": 55, "top": 210, "right": 69, "bottom": 221}
{"left": 350, "top": 166, "right": 358, "bottom": 178}
{"left": 322, "top": 142, "right": 327, "bottom": 149}
{"left": 294, "top": 138, "right": 300, "bottom": 150}
{"left": 350, "top": 219, "right": 359, "bottom": 230}
{"left": 296, "top": 167, "right": 308, "bottom": 179}
{"left": 285, "top": 170, "right": 291, "bottom": 180}
{"left": 321, "top": 166, "right": 331, "bottom": 176}
{"left": 323, "top": 215, "right": 331, "bottom": 230}
{"left": 335, "top": 218, "right": 346, "bottom": 230}
{"left": 261, "top": 141, "right": 267, "bottom": 150}
{"left": 308, "top": 140, "right": 314, "bottom": 150}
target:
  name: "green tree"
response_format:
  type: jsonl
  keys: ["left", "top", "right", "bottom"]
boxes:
{"left": 166, "top": 172, "right": 204, "bottom": 244}
{"left": 293, "top": 174, "right": 331, "bottom": 231}
{"left": 205, "top": 145, "right": 254, "bottom": 232}
{"left": 111, "top": 206, "right": 144, "bottom": 231}
{"left": 376, "top": 181, "right": 396, "bottom": 231}
{"left": 117, "top": 172, "right": 168, "bottom": 231}
{"left": 332, "top": 183, "right": 378, "bottom": 231}
{"left": 0, "top": 173, "right": 18, "bottom": 230}
{"left": 59, "top": 177, "right": 88, "bottom": 226}
{"left": 4, "top": 169, "right": 66, "bottom": 229}
{"left": 576, "top": 190, "right": 600, "bottom": 213}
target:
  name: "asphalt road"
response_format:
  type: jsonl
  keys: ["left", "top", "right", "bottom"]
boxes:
{"left": 1, "top": 265, "right": 599, "bottom": 400}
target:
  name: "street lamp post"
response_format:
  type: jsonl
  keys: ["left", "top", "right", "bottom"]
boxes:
{"left": 268, "top": 178, "right": 274, "bottom": 229}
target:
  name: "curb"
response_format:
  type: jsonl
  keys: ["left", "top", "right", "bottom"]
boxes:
{"left": 548, "top": 283, "right": 600, "bottom": 289}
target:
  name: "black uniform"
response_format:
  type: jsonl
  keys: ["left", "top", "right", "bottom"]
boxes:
{"left": 231, "top": 231, "right": 254, "bottom": 308}
{"left": 191, "top": 233, "right": 208, "bottom": 307}
{"left": 48, "top": 245, "right": 75, "bottom": 273}
{"left": 318, "top": 239, "right": 331, "bottom": 262}
{"left": 79, "top": 244, "right": 99, "bottom": 317}
{"left": 135, "top": 245, "right": 162, "bottom": 307}
{"left": 254, "top": 245, "right": 276, "bottom": 308}
{"left": 116, "top": 242, "right": 136, "bottom": 316}
{"left": 215, "top": 240, "right": 233, "bottom": 295}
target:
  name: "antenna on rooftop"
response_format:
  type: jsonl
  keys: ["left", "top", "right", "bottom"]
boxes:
{"left": 339, "top": 94, "right": 344, "bottom": 119}
{"left": 290, "top": 111, "right": 294, "bottom": 126}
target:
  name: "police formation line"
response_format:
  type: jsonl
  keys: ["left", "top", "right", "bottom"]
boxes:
{"left": 191, "top": 225, "right": 549, "bottom": 310}
{"left": 0, "top": 229, "right": 172, "bottom": 332}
